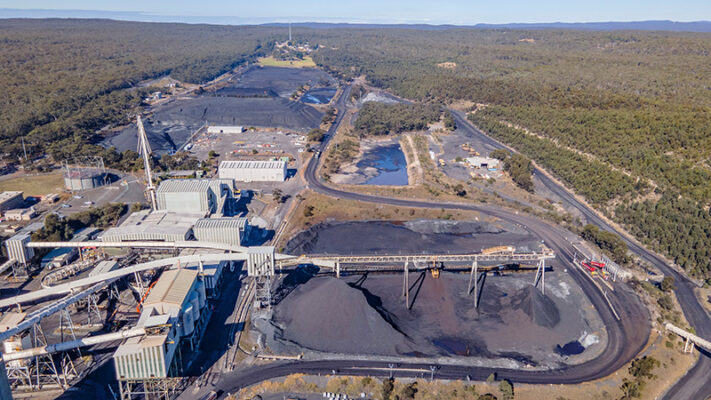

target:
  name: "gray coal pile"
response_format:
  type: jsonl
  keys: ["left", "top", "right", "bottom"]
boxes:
{"left": 285, "top": 220, "right": 538, "bottom": 256}
{"left": 273, "top": 277, "right": 414, "bottom": 355}
{"left": 266, "top": 270, "right": 596, "bottom": 365}
{"left": 510, "top": 285, "right": 560, "bottom": 329}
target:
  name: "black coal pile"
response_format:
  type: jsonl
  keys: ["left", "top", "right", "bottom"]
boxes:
{"left": 272, "top": 277, "right": 414, "bottom": 355}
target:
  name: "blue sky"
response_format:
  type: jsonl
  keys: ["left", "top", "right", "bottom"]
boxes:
{"left": 1, "top": 0, "right": 710, "bottom": 24}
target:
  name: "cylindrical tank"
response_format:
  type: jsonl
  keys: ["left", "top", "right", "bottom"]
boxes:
{"left": 190, "top": 292, "right": 200, "bottom": 322}
{"left": 182, "top": 305, "right": 195, "bottom": 336}
{"left": 196, "top": 280, "right": 206, "bottom": 309}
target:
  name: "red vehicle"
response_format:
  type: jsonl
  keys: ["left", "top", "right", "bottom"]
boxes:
{"left": 581, "top": 261, "right": 598, "bottom": 276}
{"left": 590, "top": 261, "right": 606, "bottom": 269}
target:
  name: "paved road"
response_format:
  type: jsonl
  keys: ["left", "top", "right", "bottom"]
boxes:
{"left": 447, "top": 110, "right": 711, "bottom": 400}
{"left": 205, "top": 85, "right": 661, "bottom": 398}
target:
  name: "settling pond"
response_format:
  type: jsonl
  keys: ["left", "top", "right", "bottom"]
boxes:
{"left": 357, "top": 143, "right": 408, "bottom": 186}
{"left": 301, "top": 88, "right": 337, "bottom": 104}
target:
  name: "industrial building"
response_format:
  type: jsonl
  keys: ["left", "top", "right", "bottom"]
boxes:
{"left": 0, "top": 191, "right": 24, "bottom": 213}
{"left": 207, "top": 125, "right": 244, "bottom": 134}
{"left": 113, "top": 269, "right": 207, "bottom": 390}
{"left": 156, "top": 179, "right": 233, "bottom": 215}
{"left": 3, "top": 207, "right": 37, "bottom": 222}
{"left": 40, "top": 228, "right": 99, "bottom": 269}
{"left": 63, "top": 168, "right": 107, "bottom": 191}
{"left": 247, "top": 246, "right": 275, "bottom": 276}
{"left": 101, "top": 210, "right": 203, "bottom": 242}
{"left": 218, "top": 160, "right": 287, "bottom": 182}
{"left": 3, "top": 222, "right": 43, "bottom": 265}
{"left": 466, "top": 156, "right": 500, "bottom": 170}
{"left": 192, "top": 217, "right": 249, "bottom": 247}
{"left": 4, "top": 232, "right": 34, "bottom": 266}
{"left": 175, "top": 248, "right": 229, "bottom": 298}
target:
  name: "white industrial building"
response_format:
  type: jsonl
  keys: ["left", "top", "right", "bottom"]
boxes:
{"left": 466, "top": 156, "right": 500, "bottom": 169}
{"left": 3, "top": 222, "right": 43, "bottom": 265}
{"left": 101, "top": 210, "right": 203, "bottom": 242}
{"left": 247, "top": 246, "right": 275, "bottom": 276}
{"left": 192, "top": 217, "right": 248, "bottom": 247}
{"left": 207, "top": 125, "right": 244, "bottom": 134}
{"left": 156, "top": 179, "right": 233, "bottom": 215}
{"left": 4, "top": 232, "right": 34, "bottom": 266}
{"left": 114, "top": 269, "right": 207, "bottom": 383}
{"left": 219, "top": 160, "right": 287, "bottom": 182}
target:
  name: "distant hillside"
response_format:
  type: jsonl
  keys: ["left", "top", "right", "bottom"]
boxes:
{"left": 2, "top": 10, "right": 710, "bottom": 32}
{"left": 268, "top": 20, "right": 711, "bottom": 32}
{"left": 473, "top": 20, "right": 711, "bottom": 32}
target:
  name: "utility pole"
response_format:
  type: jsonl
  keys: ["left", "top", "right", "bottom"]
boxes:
{"left": 21, "top": 136, "right": 28, "bottom": 162}
{"left": 289, "top": 22, "right": 292, "bottom": 43}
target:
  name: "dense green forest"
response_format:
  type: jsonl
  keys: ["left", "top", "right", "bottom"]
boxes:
{"left": 353, "top": 103, "right": 441, "bottom": 136}
{"left": 0, "top": 19, "right": 275, "bottom": 162}
{"left": 307, "top": 28, "right": 711, "bottom": 278}
{"left": 2, "top": 20, "right": 711, "bottom": 278}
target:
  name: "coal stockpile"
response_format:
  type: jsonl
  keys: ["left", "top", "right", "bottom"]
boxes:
{"left": 153, "top": 97, "right": 323, "bottom": 130}
{"left": 285, "top": 219, "right": 537, "bottom": 256}
{"left": 215, "top": 87, "right": 278, "bottom": 98}
{"left": 233, "top": 66, "right": 336, "bottom": 97}
{"left": 273, "top": 277, "right": 415, "bottom": 355}
{"left": 268, "top": 269, "right": 604, "bottom": 364}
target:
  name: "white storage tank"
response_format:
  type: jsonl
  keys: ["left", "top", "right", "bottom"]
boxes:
{"left": 189, "top": 292, "right": 200, "bottom": 323}
{"left": 182, "top": 305, "right": 195, "bottom": 336}
{"left": 196, "top": 280, "right": 206, "bottom": 309}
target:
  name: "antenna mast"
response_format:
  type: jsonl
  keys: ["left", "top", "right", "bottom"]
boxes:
{"left": 137, "top": 116, "right": 158, "bottom": 210}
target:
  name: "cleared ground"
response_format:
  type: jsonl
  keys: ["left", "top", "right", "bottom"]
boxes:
{"left": 258, "top": 56, "right": 317, "bottom": 69}
{"left": 0, "top": 172, "right": 65, "bottom": 196}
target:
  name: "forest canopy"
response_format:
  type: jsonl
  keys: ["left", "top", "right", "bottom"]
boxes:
{"left": 2, "top": 20, "right": 711, "bottom": 278}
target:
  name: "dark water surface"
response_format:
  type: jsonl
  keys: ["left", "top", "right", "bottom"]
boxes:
{"left": 357, "top": 143, "right": 408, "bottom": 186}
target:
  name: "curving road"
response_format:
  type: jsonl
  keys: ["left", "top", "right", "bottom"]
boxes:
{"left": 200, "top": 85, "right": 670, "bottom": 399}
{"left": 204, "top": 84, "right": 710, "bottom": 399}
{"left": 446, "top": 110, "right": 711, "bottom": 400}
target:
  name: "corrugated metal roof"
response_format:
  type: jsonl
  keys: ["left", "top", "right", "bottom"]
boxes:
{"left": 194, "top": 217, "right": 247, "bottom": 230}
{"left": 219, "top": 160, "right": 286, "bottom": 170}
{"left": 0, "top": 191, "right": 23, "bottom": 203}
{"left": 114, "top": 334, "right": 168, "bottom": 356}
{"left": 145, "top": 269, "right": 197, "bottom": 307}
{"left": 90, "top": 260, "right": 119, "bottom": 277}
{"left": 157, "top": 179, "right": 212, "bottom": 194}
{"left": 0, "top": 312, "right": 25, "bottom": 332}
{"left": 100, "top": 210, "right": 201, "bottom": 242}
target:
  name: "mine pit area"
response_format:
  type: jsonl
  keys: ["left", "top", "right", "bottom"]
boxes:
{"left": 257, "top": 219, "right": 607, "bottom": 368}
